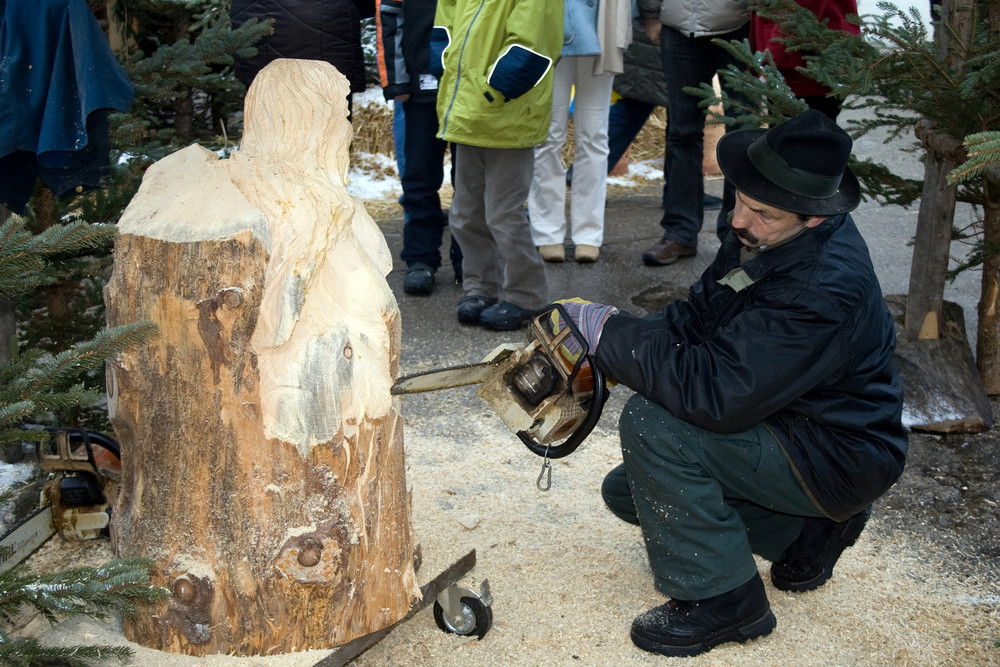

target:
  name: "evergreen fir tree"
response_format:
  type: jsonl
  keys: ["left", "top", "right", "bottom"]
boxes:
{"left": 0, "top": 559, "right": 169, "bottom": 666}
{"left": 13, "top": 1, "right": 272, "bottom": 430}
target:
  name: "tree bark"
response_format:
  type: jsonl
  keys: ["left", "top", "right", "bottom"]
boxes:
{"left": 105, "top": 60, "right": 419, "bottom": 656}
{"left": 904, "top": 142, "right": 957, "bottom": 341}
{"left": 978, "top": 183, "right": 1000, "bottom": 393}
{"left": 0, "top": 203, "right": 13, "bottom": 369}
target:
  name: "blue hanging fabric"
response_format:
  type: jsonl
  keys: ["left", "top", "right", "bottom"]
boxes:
{"left": 0, "top": 0, "right": 134, "bottom": 214}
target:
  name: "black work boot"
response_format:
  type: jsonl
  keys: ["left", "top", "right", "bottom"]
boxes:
{"left": 770, "top": 506, "right": 871, "bottom": 592}
{"left": 403, "top": 263, "right": 435, "bottom": 296}
{"left": 630, "top": 573, "right": 776, "bottom": 658}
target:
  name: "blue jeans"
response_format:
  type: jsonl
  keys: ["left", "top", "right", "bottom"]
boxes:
{"left": 659, "top": 25, "right": 748, "bottom": 246}
{"left": 607, "top": 96, "right": 655, "bottom": 172}
{"left": 393, "top": 102, "right": 406, "bottom": 178}
{"left": 399, "top": 100, "right": 462, "bottom": 273}
{"left": 606, "top": 97, "right": 725, "bottom": 211}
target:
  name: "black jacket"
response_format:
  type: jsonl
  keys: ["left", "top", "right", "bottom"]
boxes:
{"left": 596, "top": 214, "right": 907, "bottom": 521}
{"left": 612, "top": 19, "right": 668, "bottom": 107}
{"left": 232, "top": 0, "right": 375, "bottom": 92}
{"left": 376, "top": 0, "right": 440, "bottom": 102}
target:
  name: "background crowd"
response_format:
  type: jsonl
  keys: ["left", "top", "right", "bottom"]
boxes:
{"left": 232, "top": 0, "right": 859, "bottom": 331}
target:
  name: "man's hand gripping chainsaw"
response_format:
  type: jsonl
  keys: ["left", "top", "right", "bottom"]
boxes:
{"left": 391, "top": 303, "right": 610, "bottom": 489}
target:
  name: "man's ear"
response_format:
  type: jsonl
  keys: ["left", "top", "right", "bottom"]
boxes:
{"left": 804, "top": 216, "right": 827, "bottom": 228}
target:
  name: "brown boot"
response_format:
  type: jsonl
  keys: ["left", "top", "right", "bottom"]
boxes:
{"left": 642, "top": 238, "right": 696, "bottom": 266}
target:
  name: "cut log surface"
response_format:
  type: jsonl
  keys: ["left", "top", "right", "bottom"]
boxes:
{"left": 104, "top": 59, "right": 419, "bottom": 656}
{"left": 887, "top": 295, "right": 994, "bottom": 434}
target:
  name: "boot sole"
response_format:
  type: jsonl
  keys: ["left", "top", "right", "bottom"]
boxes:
{"left": 630, "top": 608, "right": 777, "bottom": 658}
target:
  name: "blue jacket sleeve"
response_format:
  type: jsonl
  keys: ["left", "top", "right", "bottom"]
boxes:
{"left": 486, "top": 44, "right": 553, "bottom": 101}
{"left": 429, "top": 25, "right": 450, "bottom": 78}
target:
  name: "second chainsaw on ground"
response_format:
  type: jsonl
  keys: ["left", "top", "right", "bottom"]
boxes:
{"left": 0, "top": 428, "right": 121, "bottom": 573}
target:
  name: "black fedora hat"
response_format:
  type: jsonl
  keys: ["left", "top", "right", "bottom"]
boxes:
{"left": 717, "top": 109, "right": 861, "bottom": 216}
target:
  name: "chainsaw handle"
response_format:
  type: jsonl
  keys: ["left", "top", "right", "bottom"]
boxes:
{"left": 517, "top": 354, "right": 608, "bottom": 460}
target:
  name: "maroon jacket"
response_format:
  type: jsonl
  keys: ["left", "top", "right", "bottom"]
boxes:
{"left": 750, "top": 0, "right": 859, "bottom": 98}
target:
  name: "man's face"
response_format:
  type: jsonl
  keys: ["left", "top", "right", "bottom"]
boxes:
{"left": 731, "top": 191, "right": 824, "bottom": 248}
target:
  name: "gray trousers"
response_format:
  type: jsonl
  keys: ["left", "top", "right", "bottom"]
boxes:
{"left": 450, "top": 144, "right": 549, "bottom": 310}
{"left": 617, "top": 394, "right": 824, "bottom": 600}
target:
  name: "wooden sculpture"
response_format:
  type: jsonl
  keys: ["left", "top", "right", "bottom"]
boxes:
{"left": 104, "top": 59, "right": 419, "bottom": 655}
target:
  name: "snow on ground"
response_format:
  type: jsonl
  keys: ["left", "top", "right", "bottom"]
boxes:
{"left": 0, "top": 460, "right": 37, "bottom": 532}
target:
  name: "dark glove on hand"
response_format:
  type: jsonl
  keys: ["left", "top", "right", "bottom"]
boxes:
{"left": 555, "top": 298, "right": 618, "bottom": 355}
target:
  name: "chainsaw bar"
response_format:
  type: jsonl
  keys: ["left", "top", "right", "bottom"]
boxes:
{"left": 391, "top": 346, "right": 517, "bottom": 395}
{"left": 0, "top": 504, "right": 54, "bottom": 573}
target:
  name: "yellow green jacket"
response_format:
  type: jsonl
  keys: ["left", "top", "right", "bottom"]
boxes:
{"left": 430, "top": 0, "right": 564, "bottom": 148}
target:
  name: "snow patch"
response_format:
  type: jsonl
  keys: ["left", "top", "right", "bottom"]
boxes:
{"left": 901, "top": 396, "right": 965, "bottom": 427}
{"left": 0, "top": 461, "right": 38, "bottom": 531}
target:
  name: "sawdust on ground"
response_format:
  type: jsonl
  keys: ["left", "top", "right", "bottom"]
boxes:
{"left": 28, "top": 397, "right": 1000, "bottom": 665}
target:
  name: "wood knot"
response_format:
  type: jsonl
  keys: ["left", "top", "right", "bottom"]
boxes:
{"left": 173, "top": 577, "right": 197, "bottom": 602}
{"left": 165, "top": 573, "right": 214, "bottom": 645}
{"left": 298, "top": 538, "right": 323, "bottom": 567}
{"left": 218, "top": 287, "right": 244, "bottom": 308}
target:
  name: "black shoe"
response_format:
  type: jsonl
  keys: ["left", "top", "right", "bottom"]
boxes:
{"left": 403, "top": 263, "right": 435, "bottom": 296}
{"left": 631, "top": 573, "right": 776, "bottom": 658}
{"left": 456, "top": 295, "right": 496, "bottom": 324}
{"left": 479, "top": 301, "right": 533, "bottom": 331}
{"left": 770, "top": 506, "right": 872, "bottom": 592}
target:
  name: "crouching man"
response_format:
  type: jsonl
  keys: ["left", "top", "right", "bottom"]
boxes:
{"left": 561, "top": 110, "right": 908, "bottom": 657}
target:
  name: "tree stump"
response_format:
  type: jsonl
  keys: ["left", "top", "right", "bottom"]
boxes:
{"left": 104, "top": 59, "right": 419, "bottom": 656}
{"left": 887, "top": 295, "right": 993, "bottom": 434}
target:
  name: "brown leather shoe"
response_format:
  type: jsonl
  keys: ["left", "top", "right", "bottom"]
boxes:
{"left": 642, "top": 238, "right": 697, "bottom": 266}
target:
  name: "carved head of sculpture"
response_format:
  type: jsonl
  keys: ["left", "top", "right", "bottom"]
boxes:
{"left": 239, "top": 58, "right": 353, "bottom": 185}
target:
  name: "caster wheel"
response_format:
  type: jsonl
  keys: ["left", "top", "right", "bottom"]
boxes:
{"left": 433, "top": 595, "right": 493, "bottom": 639}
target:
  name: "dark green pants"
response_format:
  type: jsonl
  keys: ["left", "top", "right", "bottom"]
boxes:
{"left": 611, "top": 394, "right": 824, "bottom": 600}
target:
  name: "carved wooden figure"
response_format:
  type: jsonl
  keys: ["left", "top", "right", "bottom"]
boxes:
{"left": 104, "top": 59, "right": 419, "bottom": 655}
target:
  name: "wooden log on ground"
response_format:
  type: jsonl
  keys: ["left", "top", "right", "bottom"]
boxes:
{"left": 104, "top": 59, "right": 419, "bottom": 656}
{"left": 886, "top": 295, "right": 993, "bottom": 433}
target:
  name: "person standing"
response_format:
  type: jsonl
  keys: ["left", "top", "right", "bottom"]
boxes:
{"left": 431, "top": 0, "right": 563, "bottom": 330}
{"left": 527, "top": 0, "right": 631, "bottom": 264}
{"left": 750, "top": 0, "right": 860, "bottom": 121}
{"left": 377, "top": 0, "right": 463, "bottom": 296}
{"left": 231, "top": 0, "right": 375, "bottom": 114}
{"left": 637, "top": 0, "right": 749, "bottom": 266}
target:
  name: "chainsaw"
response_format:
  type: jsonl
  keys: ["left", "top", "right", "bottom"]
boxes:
{"left": 391, "top": 304, "right": 609, "bottom": 489}
{"left": 0, "top": 428, "right": 121, "bottom": 573}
